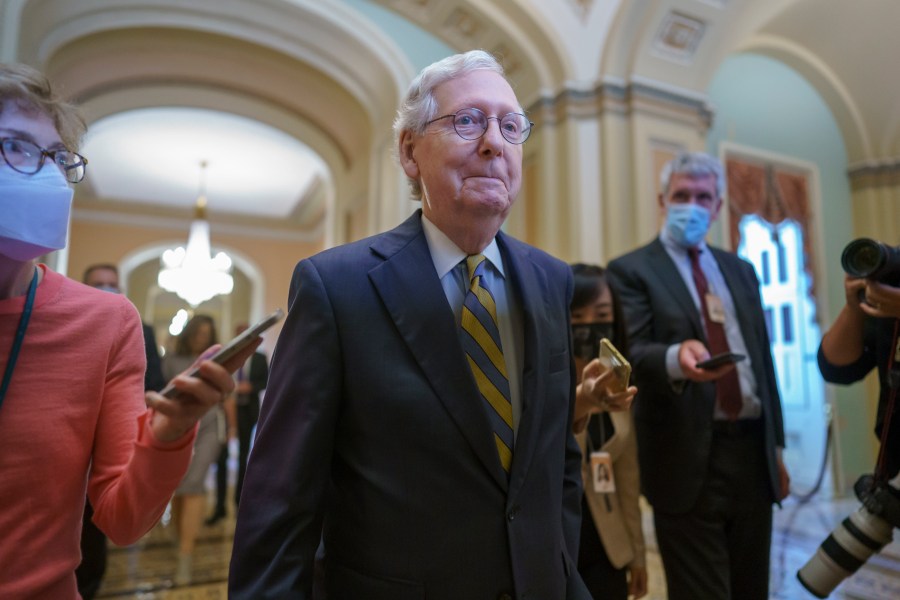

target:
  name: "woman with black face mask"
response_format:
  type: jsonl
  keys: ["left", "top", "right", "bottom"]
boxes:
{"left": 0, "top": 63, "right": 258, "bottom": 599}
{"left": 570, "top": 263, "right": 647, "bottom": 600}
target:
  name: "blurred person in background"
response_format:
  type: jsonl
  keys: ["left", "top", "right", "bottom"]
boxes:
{"left": 162, "top": 314, "right": 226, "bottom": 585}
{"left": 570, "top": 263, "right": 646, "bottom": 600}
{"left": 819, "top": 272, "right": 900, "bottom": 479}
{"left": 607, "top": 152, "right": 789, "bottom": 600}
{"left": 207, "top": 322, "right": 269, "bottom": 525}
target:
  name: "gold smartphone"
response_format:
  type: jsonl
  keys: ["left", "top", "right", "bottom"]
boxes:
{"left": 598, "top": 338, "right": 631, "bottom": 394}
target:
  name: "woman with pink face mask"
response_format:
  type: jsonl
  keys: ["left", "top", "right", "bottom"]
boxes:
{"left": 0, "top": 63, "right": 258, "bottom": 599}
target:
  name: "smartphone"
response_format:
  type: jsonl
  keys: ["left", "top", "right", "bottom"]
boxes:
{"left": 160, "top": 308, "right": 284, "bottom": 398}
{"left": 598, "top": 338, "right": 631, "bottom": 394}
{"left": 696, "top": 352, "right": 745, "bottom": 370}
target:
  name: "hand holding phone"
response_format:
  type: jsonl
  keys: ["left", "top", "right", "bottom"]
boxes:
{"left": 695, "top": 352, "right": 745, "bottom": 370}
{"left": 160, "top": 308, "right": 284, "bottom": 398}
{"left": 598, "top": 338, "right": 632, "bottom": 394}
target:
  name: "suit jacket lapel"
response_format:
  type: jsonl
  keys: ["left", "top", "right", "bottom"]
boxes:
{"left": 368, "top": 213, "right": 509, "bottom": 491}
{"left": 647, "top": 238, "right": 705, "bottom": 339}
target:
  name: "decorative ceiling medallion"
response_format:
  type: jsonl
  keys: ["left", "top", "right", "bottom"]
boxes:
{"left": 443, "top": 7, "right": 481, "bottom": 38}
{"left": 652, "top": 11, "right": 706, "bottom": 64}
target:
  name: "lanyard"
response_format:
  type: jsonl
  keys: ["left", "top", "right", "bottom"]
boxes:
{"left": 0, "top": 268, "right": 38, "bottom": 410}
{"left": 584, "top": 412, "right": 612, "bottom": 459}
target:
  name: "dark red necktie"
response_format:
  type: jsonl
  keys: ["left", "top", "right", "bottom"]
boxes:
{"left": 687, "top": 247, "right": 742, "bottom": 420}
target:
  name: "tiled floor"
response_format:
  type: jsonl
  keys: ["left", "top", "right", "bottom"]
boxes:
{"left": 97, "top": 493, "right": 899, "bottom": 599}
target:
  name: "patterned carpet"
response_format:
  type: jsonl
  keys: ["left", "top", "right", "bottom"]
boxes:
{"left": 97, "top": 494, "right": 899, "bottom": 599}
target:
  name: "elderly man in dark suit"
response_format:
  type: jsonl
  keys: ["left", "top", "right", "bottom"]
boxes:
{"left": 229, "top": 50, "right": 591, "bottom": 600}
{"left": 607, "top": 152, "right": 790, "bottom": 600}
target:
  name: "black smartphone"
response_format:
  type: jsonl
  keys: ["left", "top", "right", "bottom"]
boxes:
{"left": 160, "top": 308, "right": 284, "bottom": 398}
{"left": 696, "top": 352, "right": 745, "bottom": 370}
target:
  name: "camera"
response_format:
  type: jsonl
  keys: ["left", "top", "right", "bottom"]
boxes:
{"left": 796, "top": 474, "right": 900, "bottom": 598}
{"left": 841, "top": 238, "right": 900, "bottom": 284}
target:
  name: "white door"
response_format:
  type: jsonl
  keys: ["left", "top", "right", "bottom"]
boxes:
{"left": 738, "top": 215, "right": 829, "bottom": 493}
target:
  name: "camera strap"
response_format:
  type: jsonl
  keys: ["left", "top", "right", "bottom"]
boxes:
{"left": 874, "top": 318, "right": 900, "bottom": 482}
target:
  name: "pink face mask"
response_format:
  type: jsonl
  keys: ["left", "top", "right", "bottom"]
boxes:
{"left": 0, "top": 165, "right": 73, "bottom": 261}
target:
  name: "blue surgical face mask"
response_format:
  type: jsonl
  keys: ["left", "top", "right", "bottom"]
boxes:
{"left": 0, "top": 165, "right": 73, "bottom": 261}
{"left": 665, "top": 203, "right": 711, "bottom": 248}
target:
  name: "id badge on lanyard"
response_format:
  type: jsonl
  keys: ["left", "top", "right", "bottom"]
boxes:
{"left": 590, "top": 451, "right": 616, "bottom": 493}
{"left": 706, "top": 293, "right": 726, "bottom": 324}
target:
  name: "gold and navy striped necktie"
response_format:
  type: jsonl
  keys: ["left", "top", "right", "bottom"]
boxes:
{"left": 460, "top": 254, "right": 514, "bottom": 474}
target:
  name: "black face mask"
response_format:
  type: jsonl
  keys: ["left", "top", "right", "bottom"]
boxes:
{"left": 571, "top": 322, "right": 614, "bottom": 361}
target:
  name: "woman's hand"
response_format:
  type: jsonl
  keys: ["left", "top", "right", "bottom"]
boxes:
{"left": 628, "top": 565, "right": 649, "bottom": 599}
{"left": 146, "top": 339, "right": 262, "bottom": 442}
{"left": 859, "top": 279, "right": 900, "bottom": 319}
{"left": 573, "top": 358, "right": 637, "bottom": 431}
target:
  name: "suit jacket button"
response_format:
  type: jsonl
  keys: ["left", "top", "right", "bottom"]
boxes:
{"left": 507, "top": 505, "right": 520, "bottom": 521}
{"left": 497, "top": 593, "right": 514, "bottom": 600}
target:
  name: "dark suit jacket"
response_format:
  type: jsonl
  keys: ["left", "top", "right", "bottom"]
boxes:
{"left": 237, "top": 351, "right": 268, "bottom": 406}
{"left": 607, "top": 238, "right": 785, "bottom": 515}
{"left": 229, "top": 211, "right": 589, "bottom": 600}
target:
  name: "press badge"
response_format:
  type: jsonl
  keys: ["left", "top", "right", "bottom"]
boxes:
{"left": 706, "top": 293, "right": 726, "bottom": 324}
{"left": 590, "top": 451, "right": 615, "bottom": 493}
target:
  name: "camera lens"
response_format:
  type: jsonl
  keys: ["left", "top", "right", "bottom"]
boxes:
{"left": 797, "top": 505, "right": 894, "bottom": 598}
{"left": 841, "top": 238, "right": 886, "bottom": 278}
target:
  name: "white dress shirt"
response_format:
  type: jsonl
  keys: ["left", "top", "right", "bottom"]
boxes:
{"left": 421, "top": 215, "right": 524, "bottom": 435}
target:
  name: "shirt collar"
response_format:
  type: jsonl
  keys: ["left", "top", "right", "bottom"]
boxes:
{"left": 421, "top": 214, "right": 505, "bottom": 279}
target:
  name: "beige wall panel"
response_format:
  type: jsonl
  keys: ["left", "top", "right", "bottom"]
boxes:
{"left": 852, "top": 186, "right": 900, "bottom": 244}
{"left": 535, "top": 123, "right": 571, "bottom": 259}
{"left": 599, "top": 111, "right": 635, "bottom": 263}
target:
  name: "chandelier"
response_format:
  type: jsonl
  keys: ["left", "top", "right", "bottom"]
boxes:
{"left": 158, "top": 161, "right": 234, "bottom": 307}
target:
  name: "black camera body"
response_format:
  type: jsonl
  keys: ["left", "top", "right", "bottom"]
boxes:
{"left": 841, "top": 238, "right": 900, "bottom": 284}
{"left": 797, "top": 475, "right": 899, "bottom": 598}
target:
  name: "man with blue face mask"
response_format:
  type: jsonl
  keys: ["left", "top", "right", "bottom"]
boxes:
{"left": 607, "top": 152, "right": 790, "bottom": 600}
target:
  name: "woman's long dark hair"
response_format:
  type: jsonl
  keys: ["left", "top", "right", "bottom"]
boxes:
{"left": 570, "top": 263, "right": 630, "bottom": 357}
{"left": 174, "top": 314, "right": 218, "bottom": 357}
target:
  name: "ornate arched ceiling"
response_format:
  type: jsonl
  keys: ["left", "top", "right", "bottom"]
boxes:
{"left": 6, "top": 0, "right": 898, "bottom": 230}
{"left": 373, "top": 0, "right": 571, "bottom": 103}
{"left": 600, "top": 0, "right": 900, "bottom": 164}
{"left": 45, "top": 28, "right": 370, "bottom": 168}
{"left": 8, "top": 0, "right": 418, "bottom": 235}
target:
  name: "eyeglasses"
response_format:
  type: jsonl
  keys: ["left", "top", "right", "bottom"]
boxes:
{"left": 425, "top": 107, "right": 534, "bottom": 145}
{"left": 0, "top": 137, "right": 88, "bottom": 183}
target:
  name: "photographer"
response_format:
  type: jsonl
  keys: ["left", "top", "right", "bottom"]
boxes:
{"left": 799, "top": 260, "right": 900, "bottom": 597}
{"left": 818, "top": 275, "right": 900, "bottom": 479}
